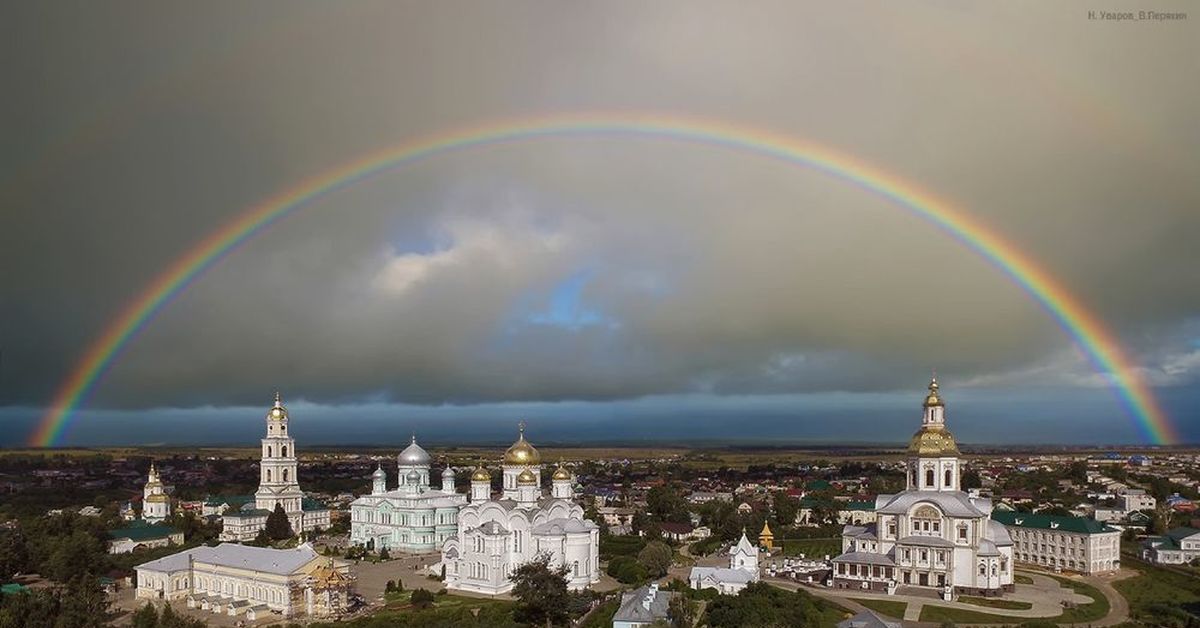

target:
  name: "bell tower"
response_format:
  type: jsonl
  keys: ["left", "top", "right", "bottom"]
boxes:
{"left": 256, "top": 392, "right": 304, "bottom": 514}
{"left": 906, "top": 376, "right": 961, "bottom": 492}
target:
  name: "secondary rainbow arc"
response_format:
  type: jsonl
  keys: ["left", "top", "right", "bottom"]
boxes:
{"left": 28, "top": 112, "right": 1180, "bottom": 447}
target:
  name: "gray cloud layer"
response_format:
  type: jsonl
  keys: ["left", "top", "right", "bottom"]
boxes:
{"left": 1, "top": 1, "right": 1197, "bottom": 412}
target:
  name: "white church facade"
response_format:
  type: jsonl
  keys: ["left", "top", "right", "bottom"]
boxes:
{"left": 349, "top": 436, "right": 467, "bottom": 553}
{"left": 832, "top": 378, "right": 1014, "bottom": 597}
{"left": 439, "top": 424, "right": 601, "bottom": 595}
{"left": 142, "top": 461, "right": 172, "bottom": 523}
{"left": 220, "top": 394, "right": 331, "bottom": 541}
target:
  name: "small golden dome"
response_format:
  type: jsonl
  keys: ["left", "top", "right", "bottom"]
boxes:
{"left": 471, "top": 465, "right": 491, "bottom": 482}
{"left": 267, "top": 392, "right": 289, "bottom": 420}
{"left": 908, "top": 426, "right": 960, "bottom": 456}
{"left": 552, "top": 465, "right": 571, "bottom": 481}
{"left": 504, "top": 422, "right": 541, "bottom": 465}
{"left": 923, "top": 377, "right": 943, "bottom": 408}
{"left": 517, "top": 468, "right": 537, "bottom": 485}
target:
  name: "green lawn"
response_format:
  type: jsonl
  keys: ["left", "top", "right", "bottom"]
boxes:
{"left": 778, "top": 538, "right": 841, "bottom": 559}
{"left": 1114, "top": 556, "right": 1200, "bottom": 626}
{"left": 1013, "top": 573, "right": 1034, "bottom": 585}
{"left": 1048, "top": 574, "right": 1109, "bottom": 623}
{"left": 579, "top": 598, "right": 621, "bottom": 628}
{"left": 959, "top": 595, "right": 1033, "bottom": 610}
{"left": 919, "top": 575, "right": 1107, "bottom": 625}
{"left": 818, "top": 599, "right": 854, "bottom": 628}
{"left": 918, "top": 604, "right": 1025, "bottom": 623}
{"left": 849, "top": 598, "right": 906, "bottom": 619}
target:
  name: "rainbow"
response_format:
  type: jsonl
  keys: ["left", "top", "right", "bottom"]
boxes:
{"left": 28, "top": 112, "right": 1180, "bottom": 446}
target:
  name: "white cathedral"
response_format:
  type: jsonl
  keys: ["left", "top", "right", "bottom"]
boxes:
{"left": 831, "top": 378, "right": 1014, "bottom": 597}
{"left": 220, "top": 394, "right": 331, "bottom": 542}
{"left": 438, "top": 423, "right": 601, "bottom": 595}
{"left": 349, "top": 436, "right": 467, "bottom": 552}
{"left": 142, "top": 461, "right": 172, "bottom": 523}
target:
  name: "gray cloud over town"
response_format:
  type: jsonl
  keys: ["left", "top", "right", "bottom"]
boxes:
{"left": 1, "top": 2, "right": 1197, "bottom": 434}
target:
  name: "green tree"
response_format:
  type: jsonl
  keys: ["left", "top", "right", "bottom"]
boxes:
{"left": 131, "top": 603, "right": 159, "bottom": 628}
{"left": 961, "top": 469, "right": 983, "bottom": 490}
{"left": 511, "top": 554, "right": 572, "bottom": 627}
{"left": 772, "top": 494, "right": 799, "bottom": 528}
{"left": 54, "top": 573, "right": 112, "bottom": 628}
{"left": 158, "top": 603, "right": 208, "bottom": 627}
{"left": 646, "top": 487, "right": 690, "bottom": 523}
{"left": 669, "top": 594, "right": 697, "bottom": 628}
{"left": 637, "top": 541, "right": 674, "bottom": 578}
{"left": 265, "top": 504, "right": 294, "bottom": 541}
{"left": 0, "top": 529, "right": 31, "bottom": 580}
{"left": 410, "top": 587, "right": 435, "bottom": 609}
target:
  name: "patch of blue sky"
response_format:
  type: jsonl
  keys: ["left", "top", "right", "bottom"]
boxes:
{"left": 526, "top": 269, "right": 618, "bottom": 330}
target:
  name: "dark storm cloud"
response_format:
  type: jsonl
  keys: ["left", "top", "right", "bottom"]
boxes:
{"left": 1, "top": 1, "right": 1197, "bottom": 413}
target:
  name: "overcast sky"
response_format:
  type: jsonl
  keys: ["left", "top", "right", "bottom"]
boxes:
{"left": 1, "top": 2, "right": 1197, "bottom": 446}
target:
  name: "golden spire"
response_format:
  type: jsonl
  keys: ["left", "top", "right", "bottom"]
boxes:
{"left": 923, "top": 374, "right": 943, "bottom": 408}
{"left": 274, "top": 391, "right": 282, "bottom": 407}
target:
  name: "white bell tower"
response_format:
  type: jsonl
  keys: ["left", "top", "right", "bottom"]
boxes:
{"left": 255, "top": 392, "right": 304, "bottom": 514}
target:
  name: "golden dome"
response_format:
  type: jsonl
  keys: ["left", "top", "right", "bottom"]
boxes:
{"left": 908, "top": 426, "right": 960, "bottom": 456}
{"left": 145, "top": 493, "right": 170, "bottom": 503}
{"left": 552, "top": 465, "right": 572, "bottom": 481}
{"left": 923, "top": 377, "right": 943, "bottom": 408}
{"left": 471, "top": 465, "right": 491, "bottom": 482}
{"left": 504, "top": 422, "right": 540, "bottom": 465}
{"left": 268, "top": 392, "right": 289, "bottom": 420}
{"left": 517, "top": 468, "right": 537, "bottom": 485}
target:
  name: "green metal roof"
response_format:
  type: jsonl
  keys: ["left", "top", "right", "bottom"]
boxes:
{"left": 845, "top": 501, "right": 875, "bottom": 511}
{"left": 301, "top": 497, "right": 328, "bottom": 512}
{"left": 1165, "top": 527, "right": 1200, "bottom": 542}
{"left": 991, "top": 511, "right": 1116, "bottom": 535}
{"left": 1, "top": 583, "right": 29, "bottom": 595}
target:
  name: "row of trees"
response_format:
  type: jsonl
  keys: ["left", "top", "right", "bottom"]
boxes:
{"left": 0, "top": 573, "right": 111, "bottom": 628}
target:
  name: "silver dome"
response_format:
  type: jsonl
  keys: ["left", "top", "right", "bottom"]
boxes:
{"left": 442, "top": 466, "right": 456, "bottom": 477}
{"left": 406, "top": 469, "right": 421, "bottom": 483}
{"left": 371, "top": 465, "right": 386, "bottom": 478}
{"left": 398, "top": 434, "right": 431, "bottom": 466}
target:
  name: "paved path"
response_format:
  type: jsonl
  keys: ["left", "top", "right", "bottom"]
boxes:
{"left": 766, "top": 567, "right": 1133, "bottom": 627}
{"left": 1061, "top": 567, "right": 1135, "bottom": 627}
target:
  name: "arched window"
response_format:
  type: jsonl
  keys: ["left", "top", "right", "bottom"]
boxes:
{"left": 283, "top": 469, "right": 288, "bottom": 482}
{"left": 979, "top": 563, "right": 987, "bottom": 576}
{"left": 266, "top": 469, "right": 272, "bottom": 482}
{"left": 945, "top": 468, "right": 953, "bottom": 487}
{"left": 910, "top": 468, "right": 917, "bottom": 487}
{"left": 925, "top": 468, "right": 935, "bottom": 487}
{"left": 282, "top": 445, "right": 288, "bottom": 457}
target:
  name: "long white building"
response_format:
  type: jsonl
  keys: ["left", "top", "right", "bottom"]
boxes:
{"left": 993, "top": 511, "right": 1121, "bottom": 574}
{"left": 439, "top": 424, "right": 600, "bottom": 595}
{"left": 832, "top": 378, "right": 1014, "bottom": 597}
{"left": 135, "top": 542, "right": 353, "bottom": 619}
{"left": 349, "top": 436, "right": 467, "bottom": 553}
{"left": 220, "top": 394, "right": 330, "bottom": 541}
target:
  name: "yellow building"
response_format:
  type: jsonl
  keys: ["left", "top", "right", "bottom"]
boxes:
{"left": 759, "top": 521, "right": 774, "bottom": 550}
